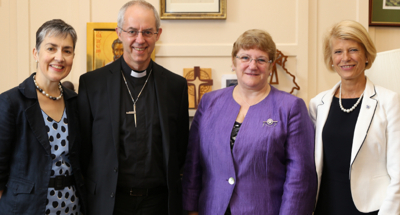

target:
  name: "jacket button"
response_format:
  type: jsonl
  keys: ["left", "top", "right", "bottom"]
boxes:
{"left": 111, "top": 192, "right": 115, "bottom": 198}
{"left": 114, "top": 168, "right": 118, "bottom": 172}
{"left": 228, "top": 177, "right": 235, "bottom": 185}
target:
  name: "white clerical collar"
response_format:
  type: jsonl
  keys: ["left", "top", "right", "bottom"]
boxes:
{"left": 130, "top": 70, "right": 147, "bottom": 78}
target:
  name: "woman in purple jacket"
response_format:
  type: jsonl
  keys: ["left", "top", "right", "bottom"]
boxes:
{"left": 182, "top": 29, "right": 317, "bottom": 215}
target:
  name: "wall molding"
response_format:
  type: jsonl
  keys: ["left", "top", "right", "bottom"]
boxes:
{"left": 155, "top": 44, "right": 299, "bottom": 57}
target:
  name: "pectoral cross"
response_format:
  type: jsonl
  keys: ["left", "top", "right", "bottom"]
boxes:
{"left": 126, "top": 104, "right": 137, "bottom": 127}
{"left": 121, "top": 69, "right": 152, "bottom": 128}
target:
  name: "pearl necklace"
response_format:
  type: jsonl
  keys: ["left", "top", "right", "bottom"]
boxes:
{"left": 339, "top": 83, "right": 364, "bottom": 113}
{"left": 33, "top": 75, "right": 63, "bottom": 100}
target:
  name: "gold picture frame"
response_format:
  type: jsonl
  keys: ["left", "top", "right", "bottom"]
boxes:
{"left": 160, "top": 0, "right": 226, "bottom": 20}
{"left": 86, "top": 22, "right": 155, "bottom": 72}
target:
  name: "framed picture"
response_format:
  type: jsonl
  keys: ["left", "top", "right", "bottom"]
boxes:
{"left": 369, "top": 0, "right": 400, "bottom": 26}
{"left": 221, "top": 74, "right": 237, "bottom": 88}
{"left": 86, "top": 22, "right": 155, "bottom": 72}
{"left": 160, "top": 0, "right": 226, "bottom": 20}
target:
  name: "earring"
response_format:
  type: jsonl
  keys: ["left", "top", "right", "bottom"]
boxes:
{"left": 36, "top": 60, "right": 38, "bottom": 63}
{"left": 366, "top": 61, "right": 369, "bottom": 64}
{"left": 231, "top": 68, "right": 234, "bottom": 72}
{"left": 331, "top": 64, "right": 334, "bottom": 67}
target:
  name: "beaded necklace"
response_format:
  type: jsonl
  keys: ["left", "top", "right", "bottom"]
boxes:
{"left": 33, "top": 75, "right": 63, "bottom": 101}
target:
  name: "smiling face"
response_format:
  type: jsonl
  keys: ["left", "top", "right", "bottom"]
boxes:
{"left": 232, "top": 48, "right": 273, "bottom": 91}
{"left": 117, "top": 4, "right": 161, "bottom": 71}
{"left": 331, "top": 38, "right": 367, "bottom": 83}
{"left": 33, "top": 34, "right": 74, "bottom": 86}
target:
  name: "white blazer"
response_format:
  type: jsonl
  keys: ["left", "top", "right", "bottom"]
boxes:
{"left": 309, "top": 77, "right": 400, "bottom": 214}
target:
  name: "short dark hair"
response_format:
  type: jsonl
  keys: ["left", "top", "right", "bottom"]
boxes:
{"left": 35, "top": 19, "right": 77, "bottom": 52}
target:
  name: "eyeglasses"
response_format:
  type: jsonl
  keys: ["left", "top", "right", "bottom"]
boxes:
{"left": 236, "top": 55, "right": 272, "bottom": 65}
{"left": 119, "top": 27, "right": 158, "bottom": 38}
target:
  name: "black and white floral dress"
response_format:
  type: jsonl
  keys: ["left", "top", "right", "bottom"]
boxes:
{"left": 41, "top": 110, "right": 80, "bottom": 215}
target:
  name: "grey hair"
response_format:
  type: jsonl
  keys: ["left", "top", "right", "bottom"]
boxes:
{"left": 35, "top": 19, "right": 77, "bottom": 52}
{"left": 117, "top": 0, "right": 160, "bottom": 31}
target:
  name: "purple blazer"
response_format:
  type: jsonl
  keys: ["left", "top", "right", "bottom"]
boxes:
{"left": 182, "top": 86, "right": 317, "bottom": 215}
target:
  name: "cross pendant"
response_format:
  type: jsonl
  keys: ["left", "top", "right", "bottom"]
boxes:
{"left": 126, "top": 104, "right": 137, "bottom": 127}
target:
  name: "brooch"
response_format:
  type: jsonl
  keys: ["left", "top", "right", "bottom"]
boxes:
{"left": 263, "top": 118, "right": 278, "bottom": 127}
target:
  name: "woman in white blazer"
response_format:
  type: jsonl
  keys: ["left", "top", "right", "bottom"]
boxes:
{"left": 309, "top": 20, "right": 400, "bottom": 215}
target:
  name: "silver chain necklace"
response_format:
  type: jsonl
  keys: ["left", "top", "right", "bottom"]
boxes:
{"left": 121, "top": 69, "right": 152, "bottom": 127}
{"left": 339, "top": 83, "right": 364, "bottom": 113}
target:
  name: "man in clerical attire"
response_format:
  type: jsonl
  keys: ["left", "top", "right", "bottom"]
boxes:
{"left": 77, "top": 1, "right": 189, "bottom": 214}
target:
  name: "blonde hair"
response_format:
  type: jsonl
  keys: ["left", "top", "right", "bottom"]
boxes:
{"left": 232, "top": 29, "right": 276, "bottom": 63}
{"left": 323, "top": 20, "right": 376, "bottom": 71}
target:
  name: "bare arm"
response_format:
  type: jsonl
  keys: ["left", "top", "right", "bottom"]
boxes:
{"left": 187, "top": 212, "right": 198, "bottom": 215}
{"left": 0, "top": 189, "right": 3, "bottom": 199}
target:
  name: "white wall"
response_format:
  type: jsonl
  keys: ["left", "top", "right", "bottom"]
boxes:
{"left": 0, "top": 0, "right": 379, "bottom": 104}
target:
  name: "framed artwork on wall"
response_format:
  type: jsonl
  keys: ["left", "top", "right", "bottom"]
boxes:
{"left": 221, "top": 74, "right": 237, "bottom": 88}
{"left": 160, "top": 0, "right": 226, "bottom": 20}
{"left": 369, "top": 0, "right": 400, "bottom": 26}
{"left": 86, "top": 22, "right": 155, "bottom": 72}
